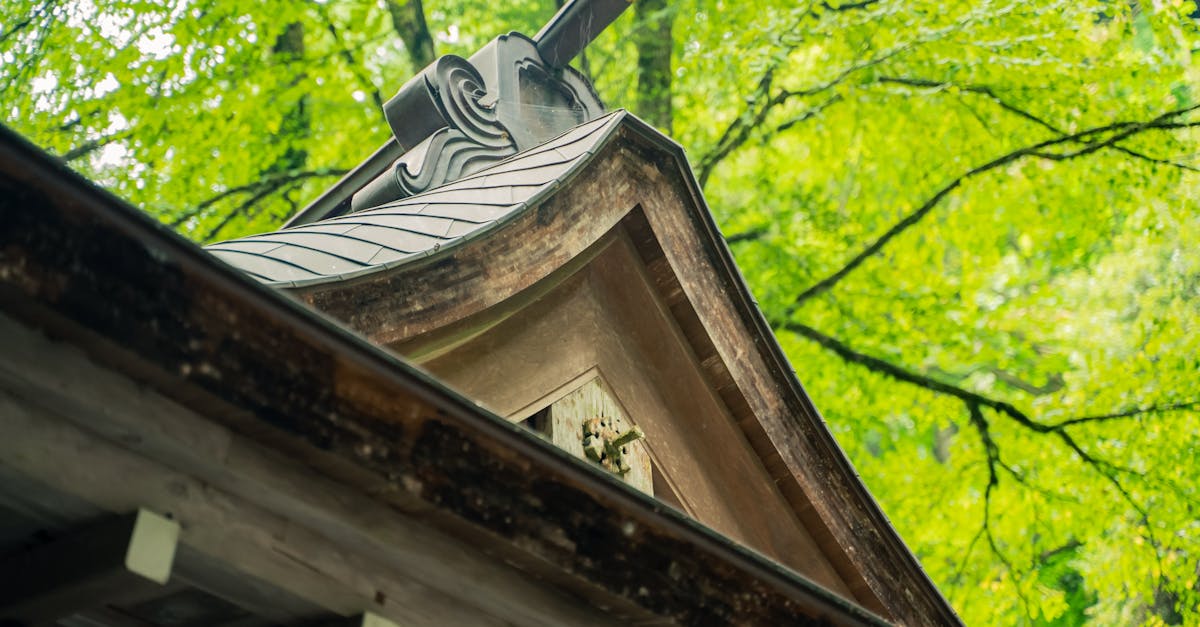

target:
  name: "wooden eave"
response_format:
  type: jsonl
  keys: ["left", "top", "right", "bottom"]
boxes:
{"left": 0, "top": 123, "right": 898, "bottom": 625}
{"left": 268, "top": 114, "right": 962, "bottom": 626}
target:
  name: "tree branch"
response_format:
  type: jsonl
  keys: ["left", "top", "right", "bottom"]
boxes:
{"left": 0, "top": 10, "right": 53, "bottom": 92}
{"left": 1045, "top": 401, "right": 1200, "bottom": 430}
{"left": 694, "top": 11, "right": 1001, "bottom": 188}
{"left": 58, "top": 130, "right": 133, "bottom": 162}
{"left": 965, "top": 404, "right": 1035, "bottom": 620}
{"left": 789, "top": 105, "right": 1200, "bottom": 306}
{"left": 878, "top": 76, "right": 1061, "bottom": 133}
{"left": 784, "top": 321, "right": 1037, "bottom": 419}
{"left": 386, "top": 0, "right": 435, "bottom": 69}
{"left": 696, "top": 65, "right": 780, "bottom": 188}
{"left": 0, "top": 0, "right": 58, "bottom": 46}
{"left": 818, "top": 0, "right": 878, "bottom": 12}
{"left": 200, "top": 176, "right": 308, "bottom": 243}
{"left": 968, "top": 401, "right": 1000, "bottom": 486}
{"left": 1048, "top": 428, "right": 1164, "bottom": 573}
{"left": 782, "top": 321, "right": 1198, "bottom": 440}
{"left": 878, "top": 76, "right": 1200, "bottom": 172}
{"left": 725, "top": 227, "right": 768, "bottom": 245}
{"left": 171, "top": 168, "right": 346, "bottom": 230}
{"left": 774, "top": 95, "right": 842, "bottom": 133}
{"left": 786, "top": 321, "right": 1175, "bottom": 581}
{"left": 989, "top": 368, "right": 1064, "bottom": 397}
{"left": 695, "top": 52, "right": 896, "bottom": 187}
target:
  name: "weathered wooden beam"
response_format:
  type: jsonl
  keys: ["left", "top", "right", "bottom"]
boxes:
{"left": 0, "top": 509, "right": 178, "bottom": 625}
{"left": 0, "top": 314, "right": 618, "bottom": 627}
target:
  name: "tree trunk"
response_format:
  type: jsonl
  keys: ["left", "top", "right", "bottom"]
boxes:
{"left": 269, "top": 22, "right": 309, "bottom": 175}
{"left": 204, "top": 21, "right": 309, "bottom": 241}
{"left": 633, "top": 0, "right": 673, "bottom": 133}
{"left": 386, "top": 0, "right": 436, "bottom": 69}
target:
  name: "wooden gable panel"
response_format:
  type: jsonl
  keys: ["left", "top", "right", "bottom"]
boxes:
{"left": 395, "top": 232, "right": 857, "bottom": 600}
{"left": 292, "top": 119, "right": 958, "bottom": 624}
{"left": 515, "top": 374, "right": 654, "bottom": 496}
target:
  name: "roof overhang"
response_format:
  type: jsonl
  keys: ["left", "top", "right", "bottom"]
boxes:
{"left": 230, "top": 113, "right": 961, "bottom": 625}
{"left": 0, "top": 123, "right": 901, "bottom": 624}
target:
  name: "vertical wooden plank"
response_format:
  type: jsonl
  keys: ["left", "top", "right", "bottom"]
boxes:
{"left": 546, "top": 378, "right": 653, "bottom": 495}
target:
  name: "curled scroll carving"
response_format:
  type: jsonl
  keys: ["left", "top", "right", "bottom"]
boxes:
{"left": 395, "top": 57, "right": 518, "bottom": 196}
{"left": 291, "top": 6, "right": 621, "bottom": 225}
{"left": 349, "top": 34, "right": 606, "bottom": 212}
{"left": 430, "top": 57, "right": 512, "bottom": 150}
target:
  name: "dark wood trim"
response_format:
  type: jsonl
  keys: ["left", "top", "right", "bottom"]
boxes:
{"left": 635, "top": 122, "right": 963, "bottom": 626}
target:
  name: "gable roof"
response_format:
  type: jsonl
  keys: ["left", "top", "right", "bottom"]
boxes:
{"left": 0, "top": 121, "right": 902, "bottom": 626}
{"left": 208, "top": 112, "right": 961, "bottom": 625}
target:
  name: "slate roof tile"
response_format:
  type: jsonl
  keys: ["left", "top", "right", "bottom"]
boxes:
{"left": 207, "top": 110, "right": 627, "bottom": 287}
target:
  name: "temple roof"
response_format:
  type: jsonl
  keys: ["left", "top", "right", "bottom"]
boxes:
{"left": 196, "top": 99, "right": 963, "bottom": 623}
{"left": 208, "top": 112, "right": 625, "bottom": 287}
{"left": 0, "top": 121, "right": 903, "bottom": 626}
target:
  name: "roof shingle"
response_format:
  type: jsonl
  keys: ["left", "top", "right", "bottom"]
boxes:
{"left": 207, "top": 111, "right": 626, "bottom": 287}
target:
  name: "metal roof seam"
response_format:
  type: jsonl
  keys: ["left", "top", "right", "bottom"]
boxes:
{"left": 229, "top": 232, "right": 415, "bottom": 256}
{"left": 217, "top": 239, "right": 379, "bottom": 269}
{"left": 207, "top": 247, "right": 332, "bottom": 280}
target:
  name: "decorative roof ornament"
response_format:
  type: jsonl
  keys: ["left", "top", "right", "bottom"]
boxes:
{"left": 285, "top": 0, "right": 630, "bottom": 227}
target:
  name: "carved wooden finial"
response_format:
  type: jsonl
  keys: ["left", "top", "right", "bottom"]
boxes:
{"left": 287, "top": 0, "right": 631, "bottom": 227}
{"left": 582, "top": 417, "right": 645, "bottom": 476}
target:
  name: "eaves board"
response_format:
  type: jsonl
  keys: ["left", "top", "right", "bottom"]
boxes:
{"left": 0, "top": 122, "right": 889, "bottom": 626}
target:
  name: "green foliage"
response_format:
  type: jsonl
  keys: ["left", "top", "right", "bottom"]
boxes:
{"left": 696, "top": 2, "right": 1200, "bottom": 624}
{"left": 3, "top": 0, "right": 1199, "bottom": 624}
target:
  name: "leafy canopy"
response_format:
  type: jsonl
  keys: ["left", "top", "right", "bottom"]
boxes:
{"left": 3, "top": 0, "right": 1199, "bottom": 624}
